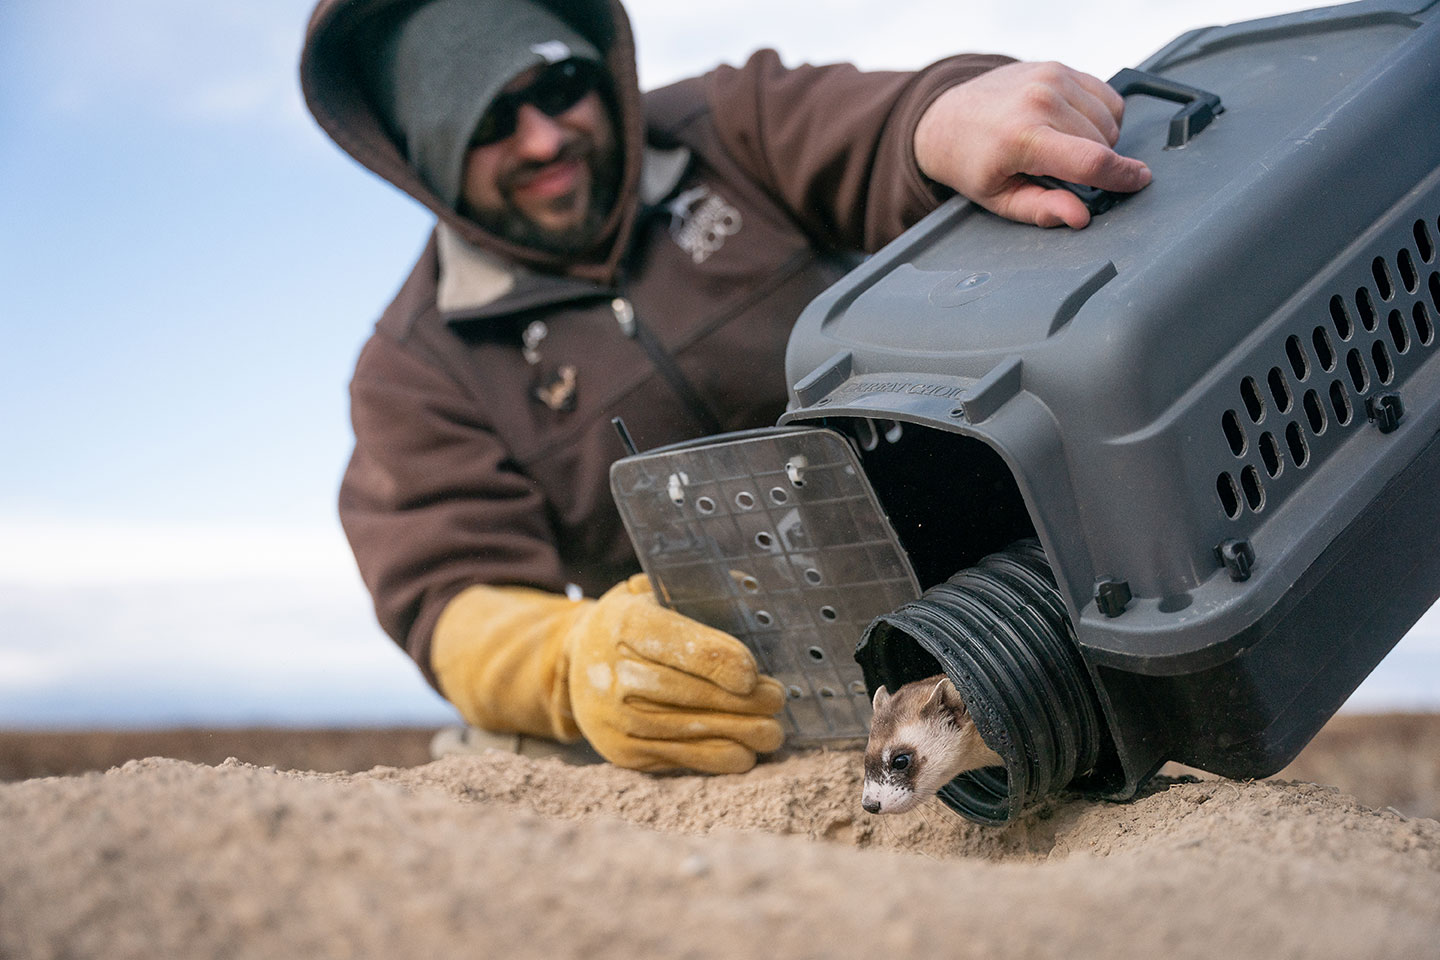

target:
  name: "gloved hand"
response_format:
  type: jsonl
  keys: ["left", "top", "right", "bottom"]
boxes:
{"left": 431, "top": 575, "right": 785, "bottom": 774}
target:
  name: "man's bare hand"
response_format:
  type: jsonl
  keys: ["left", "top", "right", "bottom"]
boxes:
{"left": 915, "top": 61, "right": 1152, "bottom": 229}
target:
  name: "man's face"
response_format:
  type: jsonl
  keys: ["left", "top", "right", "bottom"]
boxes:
{"left": 459, "top": 62, "right": 620, "bottom": 255}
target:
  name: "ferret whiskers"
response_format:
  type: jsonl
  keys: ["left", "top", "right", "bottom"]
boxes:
{"left": 861, "top": 788, "right": 951, "bottom": 858}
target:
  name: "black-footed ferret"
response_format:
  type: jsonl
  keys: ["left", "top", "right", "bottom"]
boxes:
{"left": 861, "top": 674, "right": 1002, "bottom": 815}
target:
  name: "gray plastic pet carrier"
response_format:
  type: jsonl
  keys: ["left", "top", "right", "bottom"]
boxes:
{"left": 612, "top": 0, "right": 1440, "bottom": 823}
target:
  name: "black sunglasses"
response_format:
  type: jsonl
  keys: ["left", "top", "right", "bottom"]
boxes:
{"left": 469, "top": 59, "right": 604, "bottom": 148}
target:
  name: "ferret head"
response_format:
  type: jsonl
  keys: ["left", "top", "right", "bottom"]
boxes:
{"left": 861, "top": 676, "right": 1002, "bottom": 815}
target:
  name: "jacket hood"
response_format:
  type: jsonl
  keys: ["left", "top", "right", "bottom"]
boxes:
{"left": 300, "top": 0, "right": 646, "bottom": 283}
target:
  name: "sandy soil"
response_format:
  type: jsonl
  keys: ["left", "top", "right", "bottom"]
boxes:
{"left": 2, "top": 716, "right": 1438, "bottom": 960}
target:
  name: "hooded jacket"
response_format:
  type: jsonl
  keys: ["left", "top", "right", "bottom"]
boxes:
{"left": 300, "top": 0, "right": 1012, "bottom": 685}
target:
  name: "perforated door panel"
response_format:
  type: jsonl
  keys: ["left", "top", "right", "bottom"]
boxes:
{"left": 611, "top": 427, "right": 921, "bottom": 743}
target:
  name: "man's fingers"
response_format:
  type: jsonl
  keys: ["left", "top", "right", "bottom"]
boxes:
{"left": 992, "top": 179, "right": 1093, "bottom": 229}
{"left": 1034, "top": 97, "right": 1119, "bottom": 159}
{"left": 619, "top": 604, "right": 763, "bottom": 696}
{"left": 983, "top": 129, "right": 1151, "bottom": 228}
{"left": 1068, "top": 70, "right": 1128, "bottom": 139}
{"left": 1012, "top": 64, "right": 1121, "bottom": 147}
{"left": 615, "top": 656, "right": 787, "bottom": 715}
{"left": 1058, "top": 80, "right": 1121, "bottom": 147}
{"left": 1022, "top": 128, "right": 1151, "bottom": 194}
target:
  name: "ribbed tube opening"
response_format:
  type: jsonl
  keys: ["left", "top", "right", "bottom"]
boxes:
{"left": 856, "top": 540, "right": 1102, "bottom": 824}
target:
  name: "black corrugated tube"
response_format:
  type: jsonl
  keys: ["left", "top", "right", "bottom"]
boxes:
{"left": 855, "top": 539, "right": 1102, "bottom": 824}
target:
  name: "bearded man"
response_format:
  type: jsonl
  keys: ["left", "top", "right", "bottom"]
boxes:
{"left": 300, "top": 0, "right": 1148, "bottom": 773}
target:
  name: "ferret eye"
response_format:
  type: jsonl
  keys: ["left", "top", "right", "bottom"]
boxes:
{"left": 890, "top": 753, "right": 911, "bottom": 771}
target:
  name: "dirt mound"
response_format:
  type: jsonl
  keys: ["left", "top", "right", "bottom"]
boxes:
{"left": 2, "top": 747, "right": 1436, "bottom": 959}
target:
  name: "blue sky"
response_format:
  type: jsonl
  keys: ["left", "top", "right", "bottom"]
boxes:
{"left": 2, "top": 0, "right": 1434, "bottom": 728}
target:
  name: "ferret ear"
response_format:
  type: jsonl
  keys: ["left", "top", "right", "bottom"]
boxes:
{"left": 923, "top": 677, "right": 949, "bottom": 713}
{"left": 872, "top": 685, "right": 891, "bottom": 713}
{"left": 925, "top": 676, "right": 970, "bottom": 718}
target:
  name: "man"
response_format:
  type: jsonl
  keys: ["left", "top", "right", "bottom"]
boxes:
{"left": 300, "top": 0, "right": 1148, "bottom": 774}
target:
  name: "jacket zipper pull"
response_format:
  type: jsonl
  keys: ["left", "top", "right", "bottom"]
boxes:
{"left": 612, "top": 297, "right": 637, "bottom": 338}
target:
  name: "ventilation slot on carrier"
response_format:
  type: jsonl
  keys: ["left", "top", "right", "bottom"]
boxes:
{"left": 1415, "top": 218, "right": 1435, "bottom": 263}
{"left": 1372, "top": 340, "right": 1395, "bottom": 385}
{"left": 1330, "top": 295, "right": 1354, "bottom": 340}
{"left": 1217, "top": 473, "right": 1241, "bottom": 520}
{"left": 1397, "top": 249, "right": 1419, "bottom": 294}
{"left": 1222, "top": 410, "right": 1246, "bottom": 456}
{"left": 1285, "top": 335, "right": 1309, "bottom": 381}
{"left": 1285, "top": 422, "right": 1309, "bottom": 468}
{"left": 1416, "top": 301, "right": 1435, "bottom": 346}
{"left": 1313, "top": 326, "right": 1337, "bottom": 371}
{"left": 1329, "top": 380, "right": 1353, "bottom": 426}
{"left": 1240, "top": 466, "right": 1264, "bottom": 512}
{"left": 1347, "top": 348, "right": 1370, "bottom": 394}
{"left": 1259, "top": 431, "right": 1283, "bottom": 478}
{"left": 1372, "top": 258, "right": 1395, "bottom": 302}
{"left": 1359, "top": 286, "right": 1381, "bottom": 330}
{"left": 1303, "top": 390, "right": 1326, "bottom": 435}
{"left": 1268, "top": 367, "right": 1293, "bottom": 413}
{"left": 1389, "top": 310, "right": 1411, "bottom": 353}
{"left": 1240, "top": 376, "right": 1265, "bottom": 422}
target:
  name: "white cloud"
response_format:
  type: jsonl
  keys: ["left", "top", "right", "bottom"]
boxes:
{"left": 0, "top": 517, "right": 358, "bottom": 584}
{"left": 0, "top": 578, "right": 456, "bottom": 727}
{"left": 0, "top": 650, "right": 63, "bottom": 688}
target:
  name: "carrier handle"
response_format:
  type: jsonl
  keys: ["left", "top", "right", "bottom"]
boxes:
{"left": 1029, "top": 68, "right": 1223, "bottom": 216}
{"left": 1108, "top": 68, "right": 1223, "bottom": 148}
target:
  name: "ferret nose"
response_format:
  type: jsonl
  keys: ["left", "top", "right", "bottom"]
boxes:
{"left": 862, "top": 797, "right": 881, "bottom": 814}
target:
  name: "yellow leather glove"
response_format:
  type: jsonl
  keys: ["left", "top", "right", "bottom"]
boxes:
{"left": 431, "top": 574, "right": 786, "bottom": 774}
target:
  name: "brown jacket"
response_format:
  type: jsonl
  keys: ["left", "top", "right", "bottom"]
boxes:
{"left": 300, "top": 0, "right": 1011, "bottom": 685}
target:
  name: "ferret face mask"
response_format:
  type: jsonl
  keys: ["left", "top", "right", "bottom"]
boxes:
{"left": 861, "top": 677, "right": 1002, "bottom": 815}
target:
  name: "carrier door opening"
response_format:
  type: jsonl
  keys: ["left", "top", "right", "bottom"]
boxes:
{"left": 838, "top": 419, "right": 1035, "bottom": 590}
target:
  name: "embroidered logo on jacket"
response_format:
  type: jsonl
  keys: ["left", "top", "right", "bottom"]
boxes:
{"left": 667, "top": 186, "right": 743, "bottom": 264}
